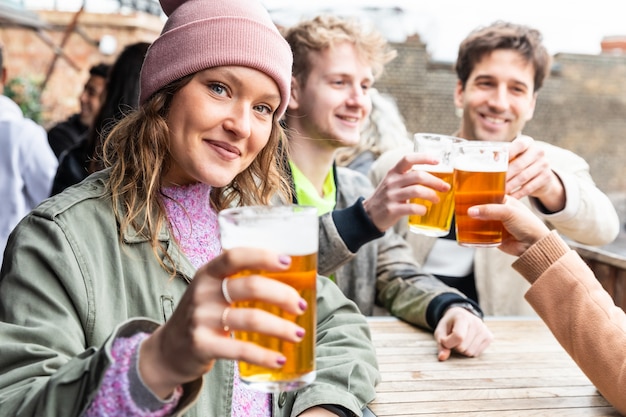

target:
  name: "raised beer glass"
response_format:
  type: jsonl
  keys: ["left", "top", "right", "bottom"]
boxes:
{"left": 218, "top": 205, "right": 318, "bottom": 393}
{"left": 409, "top": 133, "right": 466, "bottom": 237}
{"left": 453, "top": 141, "right": 508, "bottom": 247}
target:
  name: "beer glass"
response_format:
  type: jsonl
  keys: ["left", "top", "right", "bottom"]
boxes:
{"left": 453, "top": 141, "right": 509, "bottom": 247}
{"left": 408, "top": 133, "right": 466, "bottom": 237}
{"left": 218, "top": 205, "right": 318, "bottom": 393}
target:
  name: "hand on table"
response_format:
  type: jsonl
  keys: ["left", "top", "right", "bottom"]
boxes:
{"left": 434, "top": 307, "right": 493, "bottom": 361}
{"left": 363, "top": 152, "right": 451, "bottom": 232}
{"left": 139, "top": 247, "right": 307, "bottom": 398}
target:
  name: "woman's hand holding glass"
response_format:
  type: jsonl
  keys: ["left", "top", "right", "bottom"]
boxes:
{"left": 467, "top": 195, "right": 552, "bottom": 256}
{"left": 138, "top": 248, "right": 307, "bottom": 399}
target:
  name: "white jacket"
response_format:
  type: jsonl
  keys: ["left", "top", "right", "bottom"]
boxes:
{"left": 369, "top": 136, "right": 620, "bottom": 315}
{"left": 0, "top": 95, "right": 57, "bottom": 264}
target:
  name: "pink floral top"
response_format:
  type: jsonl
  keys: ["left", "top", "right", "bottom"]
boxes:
{"left": 85, "top": 182, "right": 270, "bottom": 417}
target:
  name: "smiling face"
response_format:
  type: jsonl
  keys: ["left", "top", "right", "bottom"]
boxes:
{"left": 79, "top": 74, "right": 107, "bottom": 127}
{"left": 455, "top": 49, "right": 538, "bottom": 142}
{"left": 162, "top": 66, "right": 280, "bottom": 187}
{"left": 287, "top": 41, "right": 373, "bottom": 150}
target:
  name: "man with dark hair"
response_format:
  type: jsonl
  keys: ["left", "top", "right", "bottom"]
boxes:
{"left": 47, "top": 63, "right": 110, "bottom": 159}
{"left": 50, "top": 42, "right": 150, "bottom": 196}
{"left": 0, "top": 44, "right": 57, "bottom": 264}
{"left": 370, "top": 21, "right": 619, "bottom": 315}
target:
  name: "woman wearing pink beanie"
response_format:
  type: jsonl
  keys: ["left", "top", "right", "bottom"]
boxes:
{"left": 0, "top": 0, "right": 379, "bottom": 416}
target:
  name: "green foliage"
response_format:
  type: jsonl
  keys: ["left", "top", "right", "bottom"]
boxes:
{"left": 4, "top": 76, "right": 43, "bottom": 124}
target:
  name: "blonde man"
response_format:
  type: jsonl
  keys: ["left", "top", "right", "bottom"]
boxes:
{"left": 283, "top": 15, "right": 493, "bottom": 362}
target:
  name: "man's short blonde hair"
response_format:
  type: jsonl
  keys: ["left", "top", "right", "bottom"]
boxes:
{"left": 282, "top": 14, "right": 397, "bottom": 85}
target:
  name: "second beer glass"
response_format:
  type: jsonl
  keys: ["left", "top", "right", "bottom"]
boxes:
{"left": 453, "top": 141, "right": 509, "bottom": 247}
{"left": 218, "top": 205, "right": 318, "bottom": 393}
{"left": 409, "top": 133, "right": 465, "bottom": 237}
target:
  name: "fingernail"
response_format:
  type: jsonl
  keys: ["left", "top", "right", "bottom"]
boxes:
{"left": 298, "top": 299, "right": 308, "bottom": 312}
{"left": 276, "top": 356, "right": 287, "bottom": 365}
{"left": 295, "top": 328, "right": 305, "bottom": 338}
{"left": 279, "top": 255, "right": 291, "bottom": 265}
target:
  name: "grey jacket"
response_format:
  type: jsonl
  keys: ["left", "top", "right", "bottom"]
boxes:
{"left": 0, "top": 170, "right": 379, "bottom": 416}
{"left": 305, "top": 166, "right": 479, "bottom": 330}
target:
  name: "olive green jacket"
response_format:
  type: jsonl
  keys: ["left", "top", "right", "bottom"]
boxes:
{"left": 0, "top": 170, "right": 379, "bottom": 416}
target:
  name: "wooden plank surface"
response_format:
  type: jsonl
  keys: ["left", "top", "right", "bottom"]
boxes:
{"left": 366, "top": 317, "right": 621, "bottom": 417}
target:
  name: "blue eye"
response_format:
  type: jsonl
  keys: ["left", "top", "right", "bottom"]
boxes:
{"left": 209, "top": 83, "right": 227, "bottom": 95}
{"left": 254, "top": 104, "right": 273, "bottom": 115}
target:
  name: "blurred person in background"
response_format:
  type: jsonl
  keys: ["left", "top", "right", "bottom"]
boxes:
{"left": 47, "top": 62, "right": 110, "bottom": 159}
{"left": 51, "top": 42, "right": 150, "bottom": 195}
{"left": 0, "top": 43, "right": 57, "bottom": 264}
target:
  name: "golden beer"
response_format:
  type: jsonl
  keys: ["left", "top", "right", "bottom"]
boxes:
{"left": 453, "top": 139, "right": 508, "bottom": 248}
{"left": 408, "top": 167, "right": 455, "bottom": 236}
{"left": 218, "top": 205, "right": 318, "bottom": 393}
{"left": 409, "top": 133, "right": 465, "bottom": 236}
{"left": 233, "top": 252, "right": 317, "bottom": 389}
{"left": 454, "top": 169, "right": 506, "bottom": 246}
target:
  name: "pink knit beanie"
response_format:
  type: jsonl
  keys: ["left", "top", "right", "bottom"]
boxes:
{"left": 140, "top": 0, "right": 292, "bottom": 117}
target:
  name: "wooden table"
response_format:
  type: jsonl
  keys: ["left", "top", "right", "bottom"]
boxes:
{"left": 367, "top": 317, "right": 621, "bottom": 416}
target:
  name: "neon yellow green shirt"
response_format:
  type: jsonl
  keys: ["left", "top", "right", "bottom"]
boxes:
{"left": 289, "top": 161, "right": 336, "bottom": 215}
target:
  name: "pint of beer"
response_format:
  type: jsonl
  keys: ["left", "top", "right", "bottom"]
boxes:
{"left": 409, "top": 133, "right": 465, "bottom": 237}
{"left": 218, "top": 205, "right": 318, "bottom": 393}
{"left": 453, "top": 142, "right": 508, "bottom": 247}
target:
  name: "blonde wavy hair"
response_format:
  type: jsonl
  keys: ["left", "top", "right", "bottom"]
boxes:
{"left": 282, "top": 14, "right": 397, "bottom": 88}
{"left": 102, "top": 73, "right": 291, "bottom": 273}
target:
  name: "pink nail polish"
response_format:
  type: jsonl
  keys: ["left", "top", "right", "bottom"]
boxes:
{"left": 276, "top": 356, "right": 287, "bottom": 365}
{"left": 296, "top": 328, "right": 305, "bottom": 338}
{"left": 279, "top": 255, "right": 291, "bottom": 265}
{"left": 298, "top": 299, "right": 308, "bottom": 311}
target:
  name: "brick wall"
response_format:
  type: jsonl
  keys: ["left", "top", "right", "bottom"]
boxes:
{"left": 0, "top": 10, "right": 161, "bottom": 127}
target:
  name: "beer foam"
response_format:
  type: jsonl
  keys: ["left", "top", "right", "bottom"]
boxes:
{"left": 219, "top": 207, "right": 318, "bottom": 255}
{"left": 454, "top": 155, "right": 507, "bottom": 173}
{"left": 412, "top": 164, "right": 453, "bottom": 173}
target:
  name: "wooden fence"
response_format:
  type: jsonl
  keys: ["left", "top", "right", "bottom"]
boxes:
{"left": 568, "top": 241, "right": 626, "bottom": 310}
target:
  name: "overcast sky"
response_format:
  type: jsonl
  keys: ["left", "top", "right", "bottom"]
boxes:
{"left": 22, "top": 0, "right": 625, "bottom": 62}
{"left": 261, "top": 0, "right": 625, "bottom": 62}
